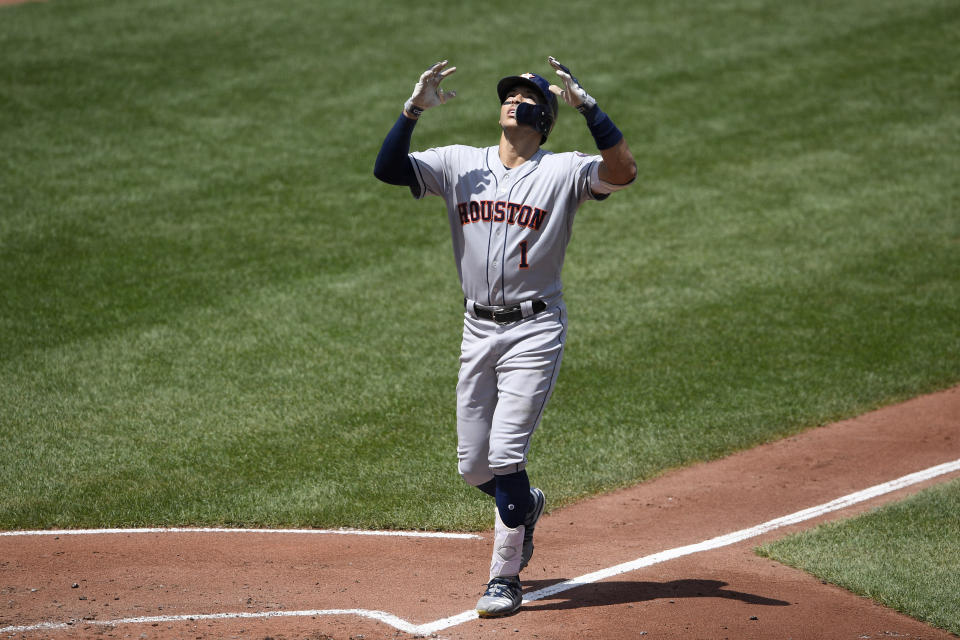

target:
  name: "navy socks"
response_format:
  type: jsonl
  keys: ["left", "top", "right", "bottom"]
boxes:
{"left": 493, "top": 470, "right": 531, "bottom": 528}
{"left": 475, "top": 472, "right": 532, "bottom": 528}
{"left": 476, "top": 478, "right": 497, "bottom": 497}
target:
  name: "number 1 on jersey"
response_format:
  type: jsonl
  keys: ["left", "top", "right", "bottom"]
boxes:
{"left": 519, "top": 241, "right": 530, "bottom": 269}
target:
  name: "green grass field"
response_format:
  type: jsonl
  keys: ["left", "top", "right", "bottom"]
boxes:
{"left": 2, "top": 0, "right": 957, "bottom": 533}
{"left": 758, "top": 478, "right": 960, "bottom": 635}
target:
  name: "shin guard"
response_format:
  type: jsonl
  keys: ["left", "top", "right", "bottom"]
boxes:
{"left": 490, "top": 506, "right": 525, "bottom": 579}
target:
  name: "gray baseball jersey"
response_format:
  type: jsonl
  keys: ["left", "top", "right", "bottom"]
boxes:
{"left": 409, "top": 144, "right": 606, "bottom": 306}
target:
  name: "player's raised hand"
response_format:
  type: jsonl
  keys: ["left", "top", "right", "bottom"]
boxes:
{"left": 404, "top": 60, "right": 457, "bottom": 116}
{"left": 547, "top": 56, "right": 597, "bottom": 114}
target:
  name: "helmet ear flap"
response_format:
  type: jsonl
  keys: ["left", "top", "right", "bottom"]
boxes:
{"left": 515, "top": 102, "right": 554, "bottom": 144}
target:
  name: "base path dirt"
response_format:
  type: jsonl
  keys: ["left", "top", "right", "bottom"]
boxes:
{"left": 2, "top": 386, "right": 959, "bottom": 640}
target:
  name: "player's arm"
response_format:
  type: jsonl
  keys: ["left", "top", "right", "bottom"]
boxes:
{"left": 547, "top": 56, "right": 637, "bottom": 188}
{"left": 596, "top": 137, "right": 637, "bottom": 186}
{"left": 373, "top": 61, "right": 457, "bottom": 189}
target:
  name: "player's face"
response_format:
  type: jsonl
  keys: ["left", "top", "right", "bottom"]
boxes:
{"left": 500, "top": 86, "right": 541, "bottom": 130}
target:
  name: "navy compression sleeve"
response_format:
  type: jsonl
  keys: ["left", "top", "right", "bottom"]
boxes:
{"left": 374, "top": 113, "right": 418, "bottom": 188}
{"left": 581, "top": 104, "right": 623, "bottom": 150}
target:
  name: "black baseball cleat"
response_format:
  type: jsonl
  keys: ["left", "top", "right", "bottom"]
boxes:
{"left": 519, "top": 487, "right": 545, "bottom": 571}
{"left": 476, "top": 575, "right": 523, "bottom": 618}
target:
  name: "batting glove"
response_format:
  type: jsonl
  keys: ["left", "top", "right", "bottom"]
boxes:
{"left": 404, "top": 60, "right": 457, "bottom": 117}
{"left": 547, "top": 56, "right": 597, "bottom": 114}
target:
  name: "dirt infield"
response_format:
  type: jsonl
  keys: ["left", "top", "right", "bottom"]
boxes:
{"left": 2, "top": 386, "right": 959, "bottom": 639}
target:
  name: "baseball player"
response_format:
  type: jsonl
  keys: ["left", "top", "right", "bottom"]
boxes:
{"left": 374, "top": 57, "right": 636, "bottom": 617}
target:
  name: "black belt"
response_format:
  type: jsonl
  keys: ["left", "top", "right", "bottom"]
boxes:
{"left": 467, "top": 299, "right": 547, "bottom": 325}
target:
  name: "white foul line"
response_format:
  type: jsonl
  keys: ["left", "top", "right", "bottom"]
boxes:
{"left": 0, "top": 527, "right": 482, "bottom": 540}
{"left": 516, "top": 458, "right": 960, "bottom": 608}
{"left": 0, "top": 610, "right": 426, "bottom": 636}
{"left": 2, "top": 458, "right": 958, "bottom": 637}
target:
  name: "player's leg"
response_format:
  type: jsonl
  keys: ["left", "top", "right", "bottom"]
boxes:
{"left": 456, "top": 317, "right": 499, "bottom": 491}
{"left": 477, "top": 305, "right": 566, "bottom": 617}
{"left": 490, "top": 329, "right": 563, "bottom": 570}
{"left": 458, "top": 317, "right": 528, "bottom": 617}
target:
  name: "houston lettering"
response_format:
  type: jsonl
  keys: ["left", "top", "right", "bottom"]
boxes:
{"left": 457, "top": 200, "right": 550, "bottom": 231}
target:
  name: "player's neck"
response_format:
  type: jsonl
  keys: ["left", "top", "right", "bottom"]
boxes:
{"left": 498, "top": 131, "right": 540, "bottom": 169}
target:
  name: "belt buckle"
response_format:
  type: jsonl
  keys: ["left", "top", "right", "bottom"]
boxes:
{"left": 492, "top": 305, "right": 521, "bottom": 325}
